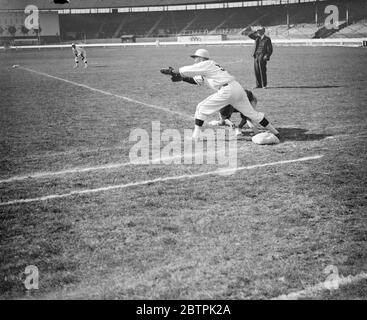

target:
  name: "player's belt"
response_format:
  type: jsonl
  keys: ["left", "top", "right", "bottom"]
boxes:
{"left": 219, "top": 80, "right": 234, "bottom": 90}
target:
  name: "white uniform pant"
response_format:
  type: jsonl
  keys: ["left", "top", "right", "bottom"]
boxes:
{"left": 195, "top": 80, "right": 264, "bottom": 124}
{"left": 75, "top": 53, "right": 87, "bottom": 63}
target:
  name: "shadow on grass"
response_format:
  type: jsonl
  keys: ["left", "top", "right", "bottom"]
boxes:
{"left": 267, "top": 85, "right": 341, "bottom": 89}
{"left": 277, "top": 128, "right": 332, "bottom": 141}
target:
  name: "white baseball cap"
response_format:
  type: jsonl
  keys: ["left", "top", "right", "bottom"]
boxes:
{"left": 190, "top": 49, "right": 210, "bottom": 59}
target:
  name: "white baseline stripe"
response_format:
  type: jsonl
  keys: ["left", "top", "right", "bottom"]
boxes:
{"left": 18, "top": 67, "right": 193, "bottom": 120}
{"left": 0, "top": 161, "right": 132, "bottom": 184}
{"left": 0, "top": 155, "right": 323, "bottom": 206}
{"left": 0, "top": 151, "right": 221, "bottom": 184}
{"left": 273, "top": 272, "right": 367, "bottom": 300}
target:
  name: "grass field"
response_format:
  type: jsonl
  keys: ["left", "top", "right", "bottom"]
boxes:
{"left": 0, "top": 45, "right": 366, "bottom": 300}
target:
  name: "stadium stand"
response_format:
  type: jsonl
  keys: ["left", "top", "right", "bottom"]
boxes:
{"left": 57, "top": 5, "right": 292, "bottom": 39}
{"left": 1, "top": 0, "right": 366, "bottom": 44}
{"left": 57, "top": 1, "right": 366, "bottom": 41}
{"left": 265, "top": 24, "right": 319, "bottom": 39}
{"left": 329, "top": 20, "right": 367, "bottom": 38}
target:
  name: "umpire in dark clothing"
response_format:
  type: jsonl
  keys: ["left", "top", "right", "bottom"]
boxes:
{"left": 247, "top": 27, "right": 273, "bottom": 88}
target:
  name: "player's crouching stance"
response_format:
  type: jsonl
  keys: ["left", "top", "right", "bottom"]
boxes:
{"left": 210, "top": 90, "right": 260, "bottom": 136}
{"left": 160, "top": 49, "right": 278, "bottom": 140}
{"left": 71, "top": 43, "right": 88, "bottom": 69}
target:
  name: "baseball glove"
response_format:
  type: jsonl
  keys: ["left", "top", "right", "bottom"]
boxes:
{"left": 160, "top": 67, "right": 183, "bottom": 82}
{"left": 170, "top": 73, "right": 182, "bottom": 82}
{"left": 160, "top": 66, "right": 174, "bottom": 75}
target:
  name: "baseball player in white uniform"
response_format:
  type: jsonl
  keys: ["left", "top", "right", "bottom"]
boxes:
{"left": 209, "top": 89, "right": 260, "bottom": 136}
{"left": 177, "top": 49, "right": 279, "bottom": 140}
{"left": 71, "top": 43, "right": 88, "bottom": 68}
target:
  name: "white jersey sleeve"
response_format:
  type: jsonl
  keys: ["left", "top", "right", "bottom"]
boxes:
{"left": 193, "top": 75, "right": 204, "bottom": 85}
{"left": 179, "top": 60, "right": 235, "bottom": 91}
{"left": 179, "top": 60, "right": 214, "bottom": 77}
{"left": 73, "top": 46, "right": 86, "bottom": 56}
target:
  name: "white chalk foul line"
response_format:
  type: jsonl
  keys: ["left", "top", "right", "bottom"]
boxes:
{"left": 18, "top": 67, "right": 193, "bottom": 120}
{"left": 0, "top": 161, "right": 132, "bottom": 184}
{"left": 273, "top": 272, "right": 367, "bottom": 300}
{"left": 0, "top": 155, "right": 323, "bottom": 206}
{"left": 0, "top": 151, "right": 221, "bottom": 184}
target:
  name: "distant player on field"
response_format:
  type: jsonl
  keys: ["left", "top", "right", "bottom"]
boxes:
{"left": 71, "top": 43, "right": 88, "bottom": 69}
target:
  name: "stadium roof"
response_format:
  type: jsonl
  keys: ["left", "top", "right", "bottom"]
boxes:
{"left": 0, "top": 0, "right": 283, "bottom": 11}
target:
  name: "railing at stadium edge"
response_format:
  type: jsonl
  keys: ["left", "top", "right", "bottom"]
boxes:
{"left": 1, "top": 38, "right": 367, "bottom": 49}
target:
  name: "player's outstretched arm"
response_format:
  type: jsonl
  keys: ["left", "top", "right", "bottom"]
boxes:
{"left": 182, "top": 77, "right": 197, "bottom": 85}
{"left": 160, "top": 67, "right": 197, "bottom": 84}
{"left": 160, "top": 67, "right": 182, "bottom": 82}
{"left": 160, "top": 66, "right": 175, "bottom": 75}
